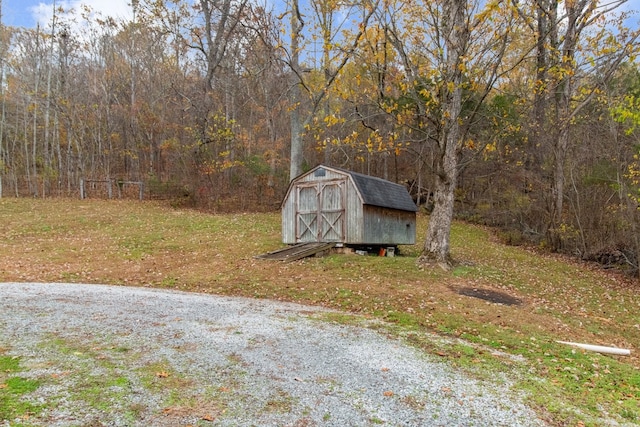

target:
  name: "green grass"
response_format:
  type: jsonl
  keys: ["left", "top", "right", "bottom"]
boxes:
{"left": 0, "top": 355, "right": 42, "bottom": 422}
{"left": 0, "top": 198, "right": 639, "bottom": 426}
{"left": 32, "top": 336, "right": 143, "bottom": 416}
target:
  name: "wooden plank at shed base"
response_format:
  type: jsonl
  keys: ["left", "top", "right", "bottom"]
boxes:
{"left": 255, "top": 242, "right": 336, "bottom": 262}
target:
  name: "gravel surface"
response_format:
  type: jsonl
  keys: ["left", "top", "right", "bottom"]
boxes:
{"left": 0, "top": 282, "right": 547, "bottom": 426}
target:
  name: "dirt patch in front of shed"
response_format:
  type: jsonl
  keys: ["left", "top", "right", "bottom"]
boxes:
{"left": 455, "top": 287, "right": 523, "bottom": 306}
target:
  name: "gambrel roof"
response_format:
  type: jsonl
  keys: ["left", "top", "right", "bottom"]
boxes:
{"left": 321, "top": 166, "right": 418, "bottom": 212}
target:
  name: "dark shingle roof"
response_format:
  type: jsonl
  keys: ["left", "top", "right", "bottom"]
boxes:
{"left": 336, "top": 167, "right": 418, "bottom": 212}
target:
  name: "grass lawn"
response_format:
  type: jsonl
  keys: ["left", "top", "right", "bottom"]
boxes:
{"left": 0, "top": 197, "right": 638, "bottom": 426}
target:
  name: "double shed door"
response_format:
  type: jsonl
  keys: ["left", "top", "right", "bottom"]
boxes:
{"left": 296, "top": 180, "right": 345, "bottom": 242}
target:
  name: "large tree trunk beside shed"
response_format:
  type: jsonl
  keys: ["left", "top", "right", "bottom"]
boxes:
{"left": 419, "top": 169, "right": 456, "bottom": 267}
{"left": 417, "top": 0, "right": 466, "bottom": 269}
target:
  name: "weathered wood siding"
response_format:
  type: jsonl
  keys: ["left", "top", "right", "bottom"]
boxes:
{"left": 282, "top": 168, "right": 356, "bottom": 244}
{"left": 282, "top": 187, "right": 297, "bottom": 244}
{"left": 295, "top": 167, "right": 346, "bottom": 183}
{"left": 362, "top": 205, "right": 416, "bottom": 245}
{"left": 282, "top": 165, "right": 416, "bottom": 245}
{"left": 343, "top": 181, "right": 364, "bottom": 243}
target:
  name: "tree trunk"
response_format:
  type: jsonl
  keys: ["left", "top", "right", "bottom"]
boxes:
{"left": 420, "top": 163, "right": 457, "bottom": 266}
{"left": 419, "top": 98, "right": 461, "bottom": 267}
{"left": 289, "top": 0, "right": 304, "bottom": 181}
{"left": 418, "top": 0, "right": 466, "bottom": 268}
{"left": 32, "top": 87, "right": 39, "bottom": 196}
{"left": 550, "top": 122, "right": 569, "bottom": 248}
{"left": 635, "top": 212, "right": 640, "bottom": 280}
{"left": 548, "top": 0, "right": 578, "bottom": 250}
{"left": 290, "top": 108, "right": 304, "bottom": 180}
{"left": 43, "top": 2, "right": 56, "bottom": 196}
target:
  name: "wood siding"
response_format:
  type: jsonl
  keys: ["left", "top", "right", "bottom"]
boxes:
{"left": 362, "top": 206, "right": 416, "bottom": 245}
{"left": 282, "top": 165, "right": 416, "bottom": 245}
{"left": 294, "top": 179, "right": 346, "bottom": 242}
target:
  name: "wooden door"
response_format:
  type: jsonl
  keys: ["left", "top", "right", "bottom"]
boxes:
{"left": 296, "top": 180, "right": 345, "bottom": 242}
{"left": 296, "top": 184, "right": 319, "bottom": 242}
{"left": 318, "top": 182, "right": 344, "bottom": 241}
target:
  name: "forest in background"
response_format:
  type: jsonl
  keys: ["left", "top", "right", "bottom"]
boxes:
{"left": 0, "top": 0, "right": 639, "bottom": 276}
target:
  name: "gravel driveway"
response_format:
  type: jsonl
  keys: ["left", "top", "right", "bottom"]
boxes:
{"left": 0, "top": 282, "right": 546, "bottom": 426}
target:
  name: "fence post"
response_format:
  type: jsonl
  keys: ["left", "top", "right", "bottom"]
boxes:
{"left": 80, "top": 178, "right": 85, "bottom": 199}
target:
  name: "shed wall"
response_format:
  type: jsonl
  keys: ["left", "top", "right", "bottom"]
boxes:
{"left": 282, "top": 189, "right": 296, "bottom": 243}
{"left": 343, "top": 183, "right": 364, "bottom": 243}
{"left": 362, "top": 205, "right": 416, "bottom": 245}
{"left": 296, "top": 168, "right": 348, "bottom": 183}
{"left": 282, "top": 168, "right": 359, "bottom": 244}
{"left": 282, "top": 166, "right": 416, "bottom": 245}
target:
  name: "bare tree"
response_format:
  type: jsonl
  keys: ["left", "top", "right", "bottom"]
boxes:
{"left": 285, "top": 0, "right": 378, "bottom": 181}
{"left": 514, "top": 0, "right": 639, "bottom": 249}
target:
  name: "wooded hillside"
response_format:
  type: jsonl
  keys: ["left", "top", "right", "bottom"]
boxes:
{"left": 0, "top": 0, "right": 639, "bottom": 275}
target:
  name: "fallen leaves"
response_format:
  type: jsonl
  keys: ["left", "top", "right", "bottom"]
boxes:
{"left": 1, "top": 199, "right": 639, "bottom": 426}
{"left": 50, "top": 371, "right": 70, "bottom": 379}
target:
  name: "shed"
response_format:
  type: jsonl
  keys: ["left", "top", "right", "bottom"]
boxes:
{"left": 281, "top": 165, "right": 418, "bottom": 245}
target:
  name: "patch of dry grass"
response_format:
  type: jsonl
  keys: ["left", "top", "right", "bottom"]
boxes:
{"left": 1, "top": 197, "right": 639, "bottom": 426}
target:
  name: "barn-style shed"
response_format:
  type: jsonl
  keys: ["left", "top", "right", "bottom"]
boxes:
{"left": 281, "top": 165, "right": 418, "bottom": 246}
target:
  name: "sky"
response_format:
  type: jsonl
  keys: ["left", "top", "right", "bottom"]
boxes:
{"left": 1, "top": 0, "right": 133, "bottom": 28}
{"left": 1, "top": 0, "right": 639, "bottom": 29}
